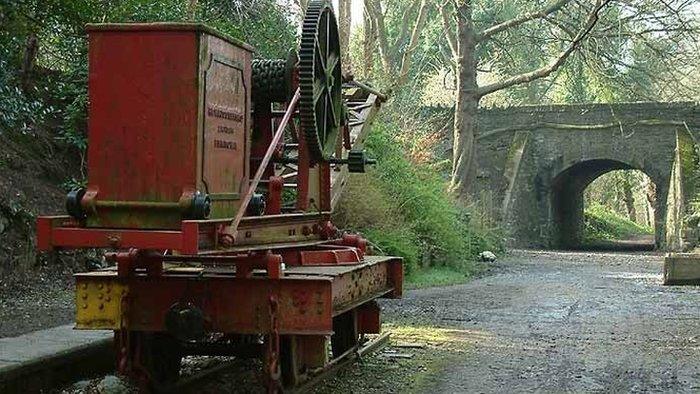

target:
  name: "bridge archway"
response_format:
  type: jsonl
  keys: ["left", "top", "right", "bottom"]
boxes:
{"left": 550, "top": 159, "right": 661, "bottom": 249}
{"left": 468, "top": 102, "right": 699, "bottom": 251}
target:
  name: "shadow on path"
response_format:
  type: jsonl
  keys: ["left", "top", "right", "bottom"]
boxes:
{"left": 574, "top": 234, "right": 656, "bottom": 252}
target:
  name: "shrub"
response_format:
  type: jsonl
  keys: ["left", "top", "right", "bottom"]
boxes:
{"left": 584, "top": 203, "right": 653, "bottom": 242}
{"left": 333, "top": 166, "right": 422, "bottom": 273}
{"left": 334, "top": 119, "right": 502, "bottom": 276}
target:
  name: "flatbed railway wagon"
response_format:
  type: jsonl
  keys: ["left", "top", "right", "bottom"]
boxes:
{"left": 36, "top": 1, "right": 402, "bottom": 391}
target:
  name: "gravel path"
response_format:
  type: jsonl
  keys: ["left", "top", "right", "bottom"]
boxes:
{"left": 383, "top": 249, "right": 700, "bottom": 393}
{"left": 0, "top": 269, "right": 74, "bottom": 337}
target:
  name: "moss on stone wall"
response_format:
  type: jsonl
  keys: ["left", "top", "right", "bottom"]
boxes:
{"left": 678, "top": 127, "right": 700, "bottom": 216}
{"left": 472, "top": 102, "right": 699, "bottom": 250}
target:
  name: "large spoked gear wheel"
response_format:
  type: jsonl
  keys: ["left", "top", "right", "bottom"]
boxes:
{"left": 299, "top": 0, "right": 343, "bottom": 162}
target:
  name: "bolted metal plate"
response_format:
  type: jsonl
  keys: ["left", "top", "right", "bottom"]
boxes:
{"left": 75, "top": 276, "right": 127, "bottom": 330}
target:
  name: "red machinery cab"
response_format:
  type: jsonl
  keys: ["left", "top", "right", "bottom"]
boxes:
{"left": 82, "top": 24, "right": 253, "bottom": 229}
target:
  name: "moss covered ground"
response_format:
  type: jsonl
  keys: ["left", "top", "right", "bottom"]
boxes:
{"left": 313, "top": 324, "right": 470, "bottom": 394}
{"left": 583, "top": 203, "right": 653, "bottom": 244}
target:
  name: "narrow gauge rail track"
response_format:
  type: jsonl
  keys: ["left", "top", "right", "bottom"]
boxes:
{"left": 0, "top": 328, "right": 389, "bottom": 393}
{"left": 0, "top": 331, "right": 390, "bottom": 393}
{"left": 159, "top": 332, "right": 391, "bottom": 393}
{"left": 290, "top": 332, "right": 390, "bottom": 394}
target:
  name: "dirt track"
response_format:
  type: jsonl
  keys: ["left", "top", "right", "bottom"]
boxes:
{"left": 10, "top": 249, "right": 700, "bottom": 393}
{"left": 383, "top": 249, "right": 700, "bottom": 393}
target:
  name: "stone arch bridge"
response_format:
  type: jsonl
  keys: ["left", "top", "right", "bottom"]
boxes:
{"left": 472, "top": 102, "right": 699, "bottom": 251}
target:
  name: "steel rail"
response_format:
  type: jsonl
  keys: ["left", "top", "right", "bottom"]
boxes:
{"left": 163, "top": 332, "right": 391, "bottom": 393}
{"left": 289, "top": 332, "right": 391, "bottom": 394}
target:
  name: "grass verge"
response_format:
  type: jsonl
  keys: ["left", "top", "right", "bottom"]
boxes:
{"left": 583, "top": 203, "right": 653, "bottom": 243}
{"left": 405, "top": 265, "right": 476, "bottom": 289}
{"left": 313, "top": 323, "right": 470, "bottom": 394}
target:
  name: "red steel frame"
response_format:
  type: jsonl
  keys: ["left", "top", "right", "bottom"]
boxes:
{"left": 75, "top": 256, "right": 402, "bottom": 334}
{"left": 36, "top": 81, "right": 401, "bottom": 392}
{"left": 36, "top": 23, "right": 402, "bottom": 392}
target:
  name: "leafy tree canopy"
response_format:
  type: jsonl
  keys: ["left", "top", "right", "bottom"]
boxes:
{"left": 0, "top": 0, "right": 297, "bottom": 140}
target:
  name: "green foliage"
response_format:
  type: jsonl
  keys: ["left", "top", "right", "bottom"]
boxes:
{"left": 0, "top": 36, "right": 53, "bottom": 133}
{"left": 584, "top": 203, "right": 653, "bottom": 243}
{"left": 61, "top": 177, "right": 87, "bottom": 192}
{"left": 583, "top": 169, "right": 654, "bottom": 228}
{"left": 334, "top": 119, "right": 502, "bottom": 275}
{"left": 0, "top": 0, "right": 297, "bottom": 175}
{"left": 333, "top": 157, "right": 423, "bottom": 272}
{"left": 364, "top": 227, "right": 422, "bottom": 273}
{"left": 358, "top": 0, "right": 697, "bottom": 109}
{"left": 405, "top": 265, "right": 472, "bottom": 289}
{"left": 677, "top": 129, "right": 700, "bottom": 209}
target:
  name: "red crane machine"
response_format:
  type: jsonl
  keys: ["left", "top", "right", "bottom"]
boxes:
{"left": 36, "top": 1, "right": 402, "bottom": 391}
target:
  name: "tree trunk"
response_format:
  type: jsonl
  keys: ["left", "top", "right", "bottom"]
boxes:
{"left": 365, "top": 0, "right": 392, "bottom": 76}
{"left": 298, "top": 0, "right": 309, "bottom": 13}
{"left": 395, "top": 0, "right": 429, "bottom": 87}
{"left": 20, "top": 34, "right": 38, "bottom": 92}
{"left": 362, "top": 1, "right": 376, "bottom": 78}
{"left": 338, "top": 0, "right": 352, "bottom": 73}
{"left": 450, "top": 3, "right": 479, "bottom": 198}
{"left": 186, "top": 0, "right": 197, "bottom": 19}
{"left": 646, "top": 180, "right": 656, "bottom": 226}
{"left": 622, "top": 177, "right": 636, "bottom": 222}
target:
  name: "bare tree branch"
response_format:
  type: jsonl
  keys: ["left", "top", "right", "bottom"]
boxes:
{"left": 394, "top": 0, "right": 421, "bottom": 57}
{"left": 364, "top": 0, "right": 433, "bottom": 85}
{"left": 440, "top": 3, "right": 458, "bottom": 58}
{"left": 396, "top": 0, "right": 431, "bottom": 86}
{"left": 364, "top": 0, "right": 392, "bottom": 75}
{"left": 477, "top": 0, "right": 610, "bottom": 98}
{"left": 477, "top": 0, "right": 574, "bottom": 42}
{"left": 437, "top": 40, "right": 457, "bottom": 72}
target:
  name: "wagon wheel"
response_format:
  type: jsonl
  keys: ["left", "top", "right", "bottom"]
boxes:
{"left": 280, "top": 335, "right": 329, "bottom": 388}
{"left": 331, "top": 309, "right": 358, "bottom": 357}
{"left": 299, "top": 0, "right": 343, "bottom": 162}
{"left": 123, "top": 331, "right": 182, "bottom": 390}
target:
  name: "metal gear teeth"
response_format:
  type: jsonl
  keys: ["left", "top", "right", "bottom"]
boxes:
{"left": 298, "top": 0, "right": 341, "bottom": 162}
{"left": 252, "top": 59, "right": 288, "bottom": 103}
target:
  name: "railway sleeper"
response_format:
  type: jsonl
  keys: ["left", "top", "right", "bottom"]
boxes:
{"left": 113, "top": 303, "right": 378, "bottom": 392}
